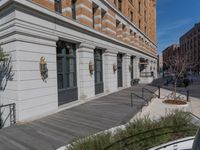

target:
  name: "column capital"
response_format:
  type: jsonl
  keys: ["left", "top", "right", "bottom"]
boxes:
{"left": 79, "top": 42, "right": 95, "bottom": 50}
{"left": 133, "top": 55, "right": 140, "bottom": 60}
{"left": 78, "top": 42, "right": 95, "bottom": 53}
{"left": 105, "top": 49, "right": 118, "bottom": 55}
{"left": 124, "top": 54, "right": 131, "bottom": 58}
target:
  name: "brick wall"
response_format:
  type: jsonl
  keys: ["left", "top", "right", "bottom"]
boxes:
{"left": 31, "top": 0, "right": 157, "bottom": 56}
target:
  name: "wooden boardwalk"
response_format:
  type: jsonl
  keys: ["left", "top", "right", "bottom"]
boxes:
{"left": 0, "top": 85, "right": 156, "bottom": 150}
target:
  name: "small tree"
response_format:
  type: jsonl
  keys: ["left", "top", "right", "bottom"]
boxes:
{"left": 0, "top": 46, "right": 8, "bottom": 61}
{"left": 0, "top": 44, "right": 14, "bottom": 91}
{"left": 168, "top": 50, "right": 195, "bottom": 99}
{"left": 0, "top": 45, "right": 14, "bottom": 128}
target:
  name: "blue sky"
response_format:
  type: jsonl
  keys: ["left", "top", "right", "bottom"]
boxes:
{"left": 157, "top": 0, "right": 200, "bottom": 54}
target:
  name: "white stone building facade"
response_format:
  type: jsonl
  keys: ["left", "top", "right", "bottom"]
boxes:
{"left": 0, "top": 0, "right": 157, "bottom": 124}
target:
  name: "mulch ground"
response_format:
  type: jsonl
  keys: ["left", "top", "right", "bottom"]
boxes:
{"left": 163, "top": 99, "right": 187, "bottom": 105}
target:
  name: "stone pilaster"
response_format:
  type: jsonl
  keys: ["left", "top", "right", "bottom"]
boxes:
{"left": 77, "top": 43, "right": 95, "bottom": 100}
{"left": 104, "top": 49, "right": 118, "bottom": 93}
{"left": 123, "top": 54, "right": 131, "bottom": 87}
{"left": 133, "top": 56, "right": 140, "bottom": 79}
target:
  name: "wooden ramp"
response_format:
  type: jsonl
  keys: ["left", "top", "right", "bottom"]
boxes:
{"left": 0, "top": 85, "right": 156, "bottom": 150}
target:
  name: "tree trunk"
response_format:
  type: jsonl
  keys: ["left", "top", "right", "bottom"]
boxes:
{"left": 174, "top": 79, "right": 177, "bottom": 100}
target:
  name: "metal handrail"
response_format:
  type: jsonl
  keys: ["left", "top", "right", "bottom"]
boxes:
{"left": 0, "top": 103, "right": 16, "bottom": 129}
{"left": 189, "top": 112, "right": 200, "bottom": 121}
{"left": 131, "top": 92, "right": 148, "bottom": 108}
{"left": 142, "top": 87, "right": 159, "bottom": 98}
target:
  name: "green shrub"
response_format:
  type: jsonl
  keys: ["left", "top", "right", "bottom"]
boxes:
{"left": 69, "top": 110, "right": 198, "bottom": 150}
{"left": 68, "top": 133, "right": 114, "bottom": 150}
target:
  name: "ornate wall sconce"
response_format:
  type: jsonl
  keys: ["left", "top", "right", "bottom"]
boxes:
{"left": 113, "top": 63, "right": 117, "bottom": 73}
{"left": 40, "top": 56, "right": 48, "bottom": 82}
{"left": 89, "top": 60, "right": 94, "bottom": 75}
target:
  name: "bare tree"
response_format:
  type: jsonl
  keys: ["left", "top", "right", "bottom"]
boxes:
{"left": 0, "top": 45, "right": 14, "bottom": 91}
{"left": 168, "top": 50, "right": 195, "bottom": 99}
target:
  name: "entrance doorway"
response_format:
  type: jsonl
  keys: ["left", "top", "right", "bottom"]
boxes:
{"left": 56, "top": 41, "right": 78, "bottom": 105}
{"left": 94, "top": 49, "right": 104, "bottom": 95}
{"left": 131, "top": 56, "right": 134, "bottom": 80}
{"left": 117, "top": 53, "right": 123, "bottom": 87}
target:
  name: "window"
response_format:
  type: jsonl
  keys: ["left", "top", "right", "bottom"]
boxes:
{"left": 101, "top": 9, "right": 106, "bottom": 20}
{"left": 134, "top": 32, "right": 137, "bottom": 37}
{"left": 138, "top": 1, "right": 141, "bottom": 14}
{"left": 130, "top": 29, "right": 133, "bottom": 35}
{"left": 122, "top": 24, "right": 126, "bottom": 31}
{"left": 145, "top": 26, "right": 147, "bottom": 34}
{"left": 130, "top": 11, "right": 133, "bottom": 22}
{"left": 116, "top": 20, "right": 120, "bottom": 28}
{"left": 101, "top": 9, "right": 106, "bottom": 30}
{"left": 55, "top": 0, "right": 62, "bottom": 13}
{"left": 92, "top": 3, "right": 98, "bottom": 28}
{"left": 139, "top": 19, "right": 141, "bottom": 29}
{"left": 114, "top": 0, "right": 117, "bottom": 7}
{"left": 57, "top": 41, "right": 77, "bottom": 90}
{"left": 118, "top": 0, "right": 122, "bottom": 12}
{"left": 72, "top": 0, "right": 76, "bottom": 20}
{"left": 144, "top": 10, "right": 147, "bottom": 22}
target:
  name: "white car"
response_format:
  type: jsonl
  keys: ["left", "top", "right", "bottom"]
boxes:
{"left": 150, "top": 128, "right": 200, "bottom": 150}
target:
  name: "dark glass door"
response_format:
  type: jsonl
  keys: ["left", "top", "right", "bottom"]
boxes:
{"left": 94, "top": 49, "right": 104, "bottom": 95}
{"left": 57, "top": 41, "right": 78, "bottom": 105}
{"left": 131, "top": 56, "right": 134, "bottom": 80}
{"left": 117, "top": 53, "right": 123, "bottom": 87}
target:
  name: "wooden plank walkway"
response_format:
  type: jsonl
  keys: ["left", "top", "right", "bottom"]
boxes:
{"left": 0, "top": 85, "right": 157, "bottom": 150}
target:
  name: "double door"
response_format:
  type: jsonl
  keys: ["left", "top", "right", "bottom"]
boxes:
{"left": 94, "top": 49, "right": 104, "bottom": 95}
{"left": 56, "top": 41, "right": 78, "bottom": 105}
{"left": 117, "top": 53, "right": 123, "bottom": 87}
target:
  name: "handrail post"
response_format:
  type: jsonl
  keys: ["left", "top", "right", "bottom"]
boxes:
{"left": 0, "top": 107, "right": 2, "bottom": 129}
{"left": 158, "top": 86, "right": 160, "bottom": 98}
{"left": 187, "top": 90, "right": 189, "bottom": 102}
{"left": 13, "top": 103, "right": 16, "bottom": 124}
{"left": 131, "top": 94, "right": 133, "bottom": 107}
{"left": 142, "top": 88, "right": 144, "bottom": 98}
{"left": 9, "top": 105, "right": 12, "bottom": 126}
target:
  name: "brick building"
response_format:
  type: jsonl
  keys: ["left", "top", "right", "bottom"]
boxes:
{"left": 180, "top": 23, "right": 200, "bottom": 72}
{"left": 0, "top": 0, "right": 157, "bottom": 124}
{"left": 163, "top": 44, "right": 180, "bottom": 73}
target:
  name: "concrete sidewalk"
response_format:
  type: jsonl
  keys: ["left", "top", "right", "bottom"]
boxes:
{"left": 135, "top": 88, "right": 200, "bottom": 120}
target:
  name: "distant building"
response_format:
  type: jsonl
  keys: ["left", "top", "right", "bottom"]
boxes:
{"left": 180, "top": 23, "right": 200, "bottom": 72}
{"left": 162, "top": 44, "right": 180, "bottom": 73}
